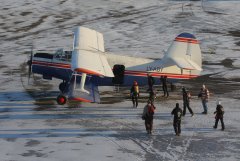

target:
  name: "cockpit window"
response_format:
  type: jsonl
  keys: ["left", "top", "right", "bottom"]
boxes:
{"left": 54, "top": 49, "right": 72, "bottom": 62}
{"left": 34, "top": 52, "right": 54, "bottom": 59}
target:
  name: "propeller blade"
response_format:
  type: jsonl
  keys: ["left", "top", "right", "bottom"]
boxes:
{"left": 27, "top": 46, "right": 33, "bottom": 84}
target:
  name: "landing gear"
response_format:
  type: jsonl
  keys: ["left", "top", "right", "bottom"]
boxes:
{"left": 59, "top": 81, "right": 67, "bottom": 93}
{"left": 171, "top": 83, "right": 176, "bottom": 92}
{"left": 57, "top": 95, "right": 67, "bottom": 105}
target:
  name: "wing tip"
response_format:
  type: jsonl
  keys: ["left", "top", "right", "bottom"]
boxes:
{"left": 175, "top": 33, "right": 199, "bottom": 44}
{"left": 74, "top": 68, "right": 103, "bottom": 76}
{"left": 68, "top": 97, "right": 92, "bottom": 103}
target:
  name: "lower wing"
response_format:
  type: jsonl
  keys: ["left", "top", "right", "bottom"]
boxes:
{"left": 67, "top": 77, "right": 100, "bottom": 103}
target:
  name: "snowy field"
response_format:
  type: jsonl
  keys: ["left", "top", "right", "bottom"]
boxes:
{"left": 0, "top": 0, "right": 240, "bottom": 160}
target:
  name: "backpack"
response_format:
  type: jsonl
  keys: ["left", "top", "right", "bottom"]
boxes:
{"left": 174, "top": 108, "right": 182, "bottom": 121}
{"left": 219, "top": 106, "right": 224, "bottom": 115}
{"left": 177, "top": 111, "right": 182, "bottom": 120}
{"left": 147, "top": 105, "right": 155, "bottom": 116}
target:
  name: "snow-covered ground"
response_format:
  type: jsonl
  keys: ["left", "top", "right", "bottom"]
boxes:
{"left": 0, "top": 0, "right": 240, "bottom": 160}
{"left": 0, "top": 91, "right": 240, "bottom": 161}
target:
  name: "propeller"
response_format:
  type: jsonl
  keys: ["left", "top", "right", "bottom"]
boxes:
{"left": 27, "top": 46, "right": 33, "bottom": 84}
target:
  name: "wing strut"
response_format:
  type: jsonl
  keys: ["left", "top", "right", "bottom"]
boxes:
{"left": 73, "top": 72, "right": 89, "bottom": 94}
{"left": 79, "top": 73, "right": 89, "bottom": 94}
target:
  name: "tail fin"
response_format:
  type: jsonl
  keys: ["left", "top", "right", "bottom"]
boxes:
{"left": 160, "top": 33, "right": 202, "bottom": 71}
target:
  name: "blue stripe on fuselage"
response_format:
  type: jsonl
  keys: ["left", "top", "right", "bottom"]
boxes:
{"left": 32, "top": 63, "right": 175, "bottom": 87}
{"left": 32, "top": 64, "right": 72, "bottom": 81}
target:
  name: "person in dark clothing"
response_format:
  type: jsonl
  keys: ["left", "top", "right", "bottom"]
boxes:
{"left": 148, "top": 88, "right": 156, "bottom": 103}
{"left": 142, "top": 100, "right": 156, "bottom": 134}
{"left": 160, "top": 76, "right": 169, "bottom": 97}
{"left": 198, "top": 84, "right": 210, "bottom": 114}
{"left": 130, "top": 81, "right": 139, "bottom": 108}
{"left": 213, "top": 101, "right": 225, "bottom": 131}
{"left": 171, "top": 103, "right": 182, "bottom": 136}
{"left": 182, "top": 87, "right": 194, "bottom": 117}
{"left": 147, "top": 73, "right": 155, "bottom": 92}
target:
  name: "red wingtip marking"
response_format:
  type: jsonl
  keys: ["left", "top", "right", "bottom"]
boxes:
{"left": 175, "top": 37, "right": 199, "bottom": 44}
{"left": 74, "top": 68, "right": 103, "bottom": 76}
{"left": 69, "top": 97, "right": 92, "bottom": 103}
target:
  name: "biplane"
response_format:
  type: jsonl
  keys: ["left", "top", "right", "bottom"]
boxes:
{"left": 28, "top": 26, "right": 202, "bottom": 105}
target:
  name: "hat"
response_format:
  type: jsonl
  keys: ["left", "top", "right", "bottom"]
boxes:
{"left": 133, "top": 81, "right": 138, "bottom": 85}
{"left": 176, "top": 103, "right": 179, "bottom": 108}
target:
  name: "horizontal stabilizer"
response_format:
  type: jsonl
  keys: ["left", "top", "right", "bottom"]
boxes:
{"left": 162, "top": 57, "right": 202, "bottom": 71}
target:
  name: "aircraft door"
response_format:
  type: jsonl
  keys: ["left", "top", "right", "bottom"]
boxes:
{"left": 112, "top": 65, "right": 125, "bottom": 85}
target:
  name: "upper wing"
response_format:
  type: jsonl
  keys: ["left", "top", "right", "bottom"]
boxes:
{"left": 73, "top": 26, "right": 104, "bottom": 52}
{"left": 71, "top": 27, "right": 114, "bottom": 77}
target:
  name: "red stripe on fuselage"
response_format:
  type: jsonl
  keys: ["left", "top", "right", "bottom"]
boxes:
{"left": 32, "top": 61, "right": 71, "bottom": 69}
{"left": 33, "top": 61, "right": 103, "bottom": 76}
{"left": 124, "top": 70, "right": 198, "bottom": 79}
{"left": 32, "top": 60, "right": 198, "bottom": 79}
{"left": 175, "top": 37, "right": 199, "bottom": 44}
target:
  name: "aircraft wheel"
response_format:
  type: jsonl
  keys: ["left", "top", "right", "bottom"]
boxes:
{"left": 57, "top": 95, "right": 67, "bottom": 105}
{"left": 59, "top": 82, "right": 67, "bottom": 92}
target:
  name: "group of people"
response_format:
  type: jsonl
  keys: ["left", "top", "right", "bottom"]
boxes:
{"left": 171, "top": 98, "right": 225, "bottom": 136}
{"left": 180, "top": 85, "right": 225, "bottom": 134}
{"left": 130, "top": 78, "right": 225, "bottom": 135}
{"left": 147, "top": 74, "right": 169, "bottom": 98}
{"left": 130, "top": 74, "right": 168, "bottom": 108}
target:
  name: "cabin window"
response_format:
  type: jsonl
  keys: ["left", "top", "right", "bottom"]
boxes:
{"left": 34, "top": 52, "right": 53, "bottom": 59}
{"left": 54, "top": 49, "right": 72, "bottom": 62}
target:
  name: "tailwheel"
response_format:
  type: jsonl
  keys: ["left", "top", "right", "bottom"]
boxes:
{"left": 57, "top": 95, "right": 67, "bottom": 105}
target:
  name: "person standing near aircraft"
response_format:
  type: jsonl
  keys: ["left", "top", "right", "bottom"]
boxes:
{"left": 213, "top": 101, "right": 225, "bottom": 131}
{"left": 171, "top": 103, "right": 182, "bottom": 136}
{"left": 198, "top": 84, "right": 210, "bottom": 114}
{"left": 142, "top": 100, "right": 156, "bottom": 134}
{"left": 160, "top": 76, "right": 169, "bottom": 97}
{"left": 148, "top": 89, "right": 156, "bottom": 103}
{"left": 130, "top": 81, "right": 139, "bottom": 108}
{"left": 147, "top": 73, "right": 155, "bottom": 92}
{"left": 182, "top": 87, "right": 194, "bottom": 117}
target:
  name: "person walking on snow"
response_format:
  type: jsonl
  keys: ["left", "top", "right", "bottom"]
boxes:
{"left": 147, "top": 73, "right": 155, "bottom": 92}
{"left": 142, "top": 100, "right": 156, "bottom": 134}
{"left": 182, "top": 87, "right": 194, "bottom": 117}
{"left": 198, "top": 84, "right": 210, "bottom": 114}
{"left": 130, "top": 81, "right": 139, "bottom": 108}
{"left": 171, "top": 103, "right": 182, "bottom": 136}
{"left": 148, "top": 88, "right": 156, "bottom": 103}
{"left": 213, "top": 101, "right": 225, "bottom": 131}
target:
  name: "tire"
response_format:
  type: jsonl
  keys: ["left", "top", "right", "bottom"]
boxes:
{"left": 57, "top": 95, "right": 67, "bottom": 105}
